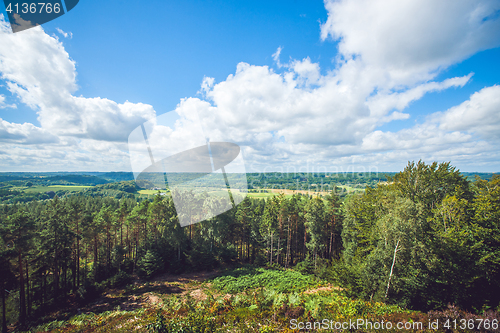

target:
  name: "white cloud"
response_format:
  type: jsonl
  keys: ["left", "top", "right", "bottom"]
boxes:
{"left": 0, "top": 118, "right": 59, "bottom": 144}
{"left": 0, "top": 140, "right": 132, "bottom": 171}
{"left": 56, "top": 27, "right": 72, "bottom": 38}
{"left": 366, "top": 74, "right": 473, "bottom": 118}
{"left": 182, "top": 0, "right": 500, "bottom": 171}
{"left": 272, "top": 46, "right": 284, "bottom": 68}
{"left": 437, "top": 85, "right": 500, "bottom": 140}
{"left": 0, "top": 94, "right": 16, "bottom": 108}
{"left": 359, "top": 85, "right": 500, "bottom": 169}
{"left": 199, "top": 76, "right": 215, "bottom": 96}
{"left": 291, "top": 57, "right": 321, "bottom": 87}
{"left": 1, "top": 0, "right": 500, "bottom": 172}
{"left": 0, "top": 16, "right": 156, "bottom": 143}
{"left": 321, "top": 0, "right": 500, "bottom": 86}
{"left": 196, "top": 60, "right": 473, "bottom": 150}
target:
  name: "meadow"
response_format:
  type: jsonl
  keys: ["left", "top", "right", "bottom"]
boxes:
{"left": 21, "top": 185, "right": 93, "bottom": 193}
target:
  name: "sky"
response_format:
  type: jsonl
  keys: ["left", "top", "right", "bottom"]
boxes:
{"left": 1, "top": 0, "right": 500, "bottom": 173}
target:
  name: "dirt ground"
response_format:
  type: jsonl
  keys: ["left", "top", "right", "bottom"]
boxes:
{"left": 79, "top": 270, "right": 221, "bottom": 314}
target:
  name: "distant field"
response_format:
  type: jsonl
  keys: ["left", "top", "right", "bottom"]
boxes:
{"left": 138, "top": 189, "right": 169, "bottom": 195}
{"left": 245, "top": 186, "right": 365, "bottom": 199}
{"left": 246, "top": 192, "right": 276, "bottom": 198}
{"left": 23, "top": 185, "right": 93, "bottom": 193}
{"left": 18, "top": 184, "right": 364, "bottom": 197}
{"left": 337, "top": 185, "right": 365, "bottom": 193}
{"left": 246, "top": 189, "right": 326, "bottom": 199}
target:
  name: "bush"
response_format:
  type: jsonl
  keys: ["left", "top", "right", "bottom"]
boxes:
{"left": 325, "top": 258, "right": 362, "bottom": 294}
{"left": 253, "top": 253, "right": 267, "bottom": 266}
{"left": 110, "top": 271, "right": 131, "bottom": 288}
{"left": 147, "top": 310, "right": 217, "bottom": 333}
{"left": 211, "top": 267, "right": 320, "bottom": 293}
{"left": 146, "top": 311, "right": 168, "bottom": 333}
{"left": 137, "top": 250, "right": 164, "bottom": 279}
{"left": 186, "top": 246, "right": 218, "bottom": 271}
{"left": 216, "top": 244, "right": 238, "bottom": 264}
{"left": 295, "top": 256, "right": 315, "bottom": 275}
{"left": 76, "top": 282, "right": 99, "bottom": 301}
{"left": 121, "top": 257, "right": 134, "bottom": 274}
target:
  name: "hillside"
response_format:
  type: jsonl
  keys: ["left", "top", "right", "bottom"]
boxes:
{"left": 18, "top": 267, "right": 499, "bottom": 333}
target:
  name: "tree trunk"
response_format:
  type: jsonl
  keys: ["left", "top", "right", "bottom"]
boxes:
{"left": 106, "top": 222, "right": 111, "bottom": 275}
{"left": 293, "top": 216, "right": 298, "bottom": 265}
{"left": 93, "top": 234, "right": 98, "bottom": 281}
{"left": 42, "top": 271, "right": 46, "bottom": 307}
{"left": 246, "top": 230, "right": 250, "bottom": 262}
{"left": 314, "top": 250, "right": 317, "bottom": 270}
{"left": 303, "top": 225, "right": 307, "bottom": 260}
{"left": 286, "top": 217, "right": 291, "bottom": 268}
{"left": 277, "top": 236, "right": 280, "bottom": 265}
{"left": 76, "top": 218, "right": 80, "bottom": 288}
{"left": 120, "top": 218, "right": 123, "bottom": 247}
{"left": 385, "top": 239, "right": 401, "bottom": 299}
{"left": 329, "top": 232, "right": 333, "bottom": 260}
{"left": 270, "top": 232, "right": 273, "bottom": 265}
{"left": 18, "top": 252, "right": 26, "bottom": 327}
{"left": 240, "top": 236, "right": 243, "bottom": 260}
{"left": 25, "top": 259, "right": 30, "bottom": 317}
{"left": 133, "top": 231, "right": 138, "bottom": 274}
{"left": 126, "top": 224, "right": 130, "bottom": 258}
{"left": 278, "top": 215, "right": 283, "bottom": 266}
{"left": 2, "top": 283, "right": 7, "bottom": 333}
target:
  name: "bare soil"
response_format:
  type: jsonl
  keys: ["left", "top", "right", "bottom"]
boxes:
{"left": 80, "top": 270, "right": 221, "bottom": 313}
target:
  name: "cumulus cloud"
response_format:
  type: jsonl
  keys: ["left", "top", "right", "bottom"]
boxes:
{"left": 320, "top": 0, "right": 500, "bottom": 86}
{"left": 0, "top": 16, "right": 156, "bottom": 143}
{"left": 366, "top": 74, "right": 473, "bottom": 118}
{"left": 195, "top": 62, "right": 473, "bottom": 149}
{"left": 0, "top": 118, "right": 59, "bottom": 144}
{"left": 437, "top": 85, "right": 500, "bottom": 140}
{"left": 1, "top": 0, "right": 500, "bottom": 171}
{"left": 358, "top": 85, "right": 500, "bottom": 170}
{"left": 180, "top": 0, "right": 500, "bottom": 170}
{"left": 0, "top": 94, "right": 16, "bottom": 108}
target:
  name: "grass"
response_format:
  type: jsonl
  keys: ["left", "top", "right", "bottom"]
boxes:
{"left": 23, "top": 185, "right": 93, "bottom": 193}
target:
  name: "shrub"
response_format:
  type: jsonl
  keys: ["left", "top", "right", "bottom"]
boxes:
{"left": 294, "top": 256, "right": 315, "bottom": 275}
{"left": 211, "top": 267, "right": 321, "bottom": 294}
{"left": 110, "top": 271, "right": 131, "bottom": 288}
{"left": 137, "top": 250, "right": 164, "bottom": 279}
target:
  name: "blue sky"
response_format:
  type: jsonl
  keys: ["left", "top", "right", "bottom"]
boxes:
{"left": 1, "top": 0, "right": 500, "bottom": 172}
{"left": 1, "top": 0, "right": 336, "bottom": 124}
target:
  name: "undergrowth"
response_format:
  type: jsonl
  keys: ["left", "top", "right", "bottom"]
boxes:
{"left": 18, "top": 267, "right": 500, "bottom": 333}
{"left": 208, "top": 266, "right": 322, "bottom": 293}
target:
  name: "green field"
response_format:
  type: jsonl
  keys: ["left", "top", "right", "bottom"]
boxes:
{"left": 23, "top": 185, "right": 93, "bottom": 193}
{"left": 337, "top": 184, "right": 365, "bottom": 193}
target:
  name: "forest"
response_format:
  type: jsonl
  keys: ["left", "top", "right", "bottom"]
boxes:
{"left": 0, "top": 161, "right": 499, "bottom": 332}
